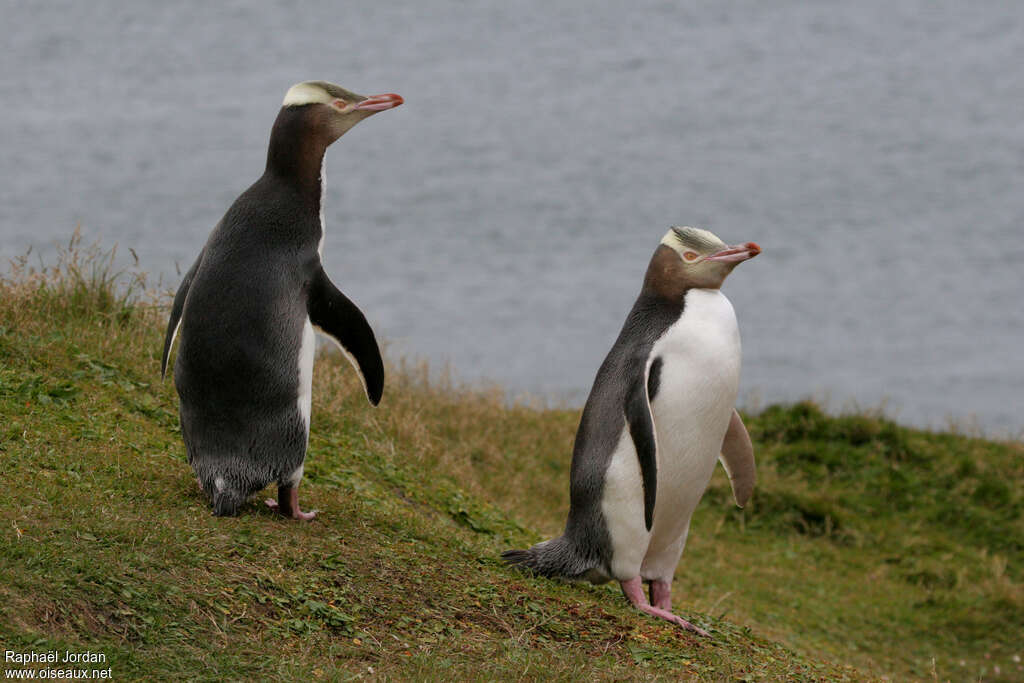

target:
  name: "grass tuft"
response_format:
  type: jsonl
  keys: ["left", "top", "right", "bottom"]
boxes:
{"left": 3, "top": 226, "right": 153, "bottom": 327}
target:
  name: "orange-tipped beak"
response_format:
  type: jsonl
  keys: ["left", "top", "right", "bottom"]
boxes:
{"left": 706, "top": 242, "right": 761, "bottom": 263}
{"left": 353, "top": 93, "right": 404, "bottom": 112}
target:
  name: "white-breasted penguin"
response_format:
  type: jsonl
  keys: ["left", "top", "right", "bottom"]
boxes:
{"left": 161, "top": 81, "right": 403, "bottom": 519}
{"left": 503, "top": 227, "right": 761, "bottom": 635}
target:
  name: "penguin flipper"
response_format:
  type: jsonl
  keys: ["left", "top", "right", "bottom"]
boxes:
{"left": 625, "top": 360, "right": 659, "bottom": 531}
{"left": 719, "top": 409, "right": 755, "bottom": 507}
{"left": 307, "top": 266, "right": 384, "bottom": 406}
{"left": 161, "top": 249, "right": 204, "bottom": 379}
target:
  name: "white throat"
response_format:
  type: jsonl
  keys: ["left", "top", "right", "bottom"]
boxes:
{"left": 318, "top": 159, "right": 326, "bottom": 257}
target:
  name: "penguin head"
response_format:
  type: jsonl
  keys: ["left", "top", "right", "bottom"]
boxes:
{"left": 657, "top": 226, "right": 761, "bottom": 289}
{"left": 280, "top": 80, "right": 403, "bottom": 144}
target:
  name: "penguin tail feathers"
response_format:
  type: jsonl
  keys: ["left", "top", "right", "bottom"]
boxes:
{"left": 502, "top": 536, "right": 600, "bottom": 582}
{"left": 211, "top": 488, "right": 247, "bottom": 517}
{"left": 501, "top": 548, "right": 539, "bottom": 571}
{"left": 196, "top": 468, "right": 250, "bottom": 517}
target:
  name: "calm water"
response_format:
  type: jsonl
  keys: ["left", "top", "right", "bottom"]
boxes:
{"left": 2, "top": 2, "right": 1022, "bottom": 435}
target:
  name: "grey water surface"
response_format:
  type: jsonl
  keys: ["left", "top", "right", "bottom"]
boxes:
{"left": 2, "top": 1, "right": 1022, "bottom": 435}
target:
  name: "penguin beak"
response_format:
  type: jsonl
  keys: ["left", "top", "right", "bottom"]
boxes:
{"left": 705, "top": 242, "right": 761, "bottom": 263}
{"left": 352, "top": 93, "right": 404, "bottom": 112}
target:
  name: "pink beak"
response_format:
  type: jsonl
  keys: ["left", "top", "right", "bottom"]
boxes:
{"left": 353, "top": 93, "right": 404, "bottom": 112}
{"left": 705, "top": 242, "right": 762, "bottom": 263}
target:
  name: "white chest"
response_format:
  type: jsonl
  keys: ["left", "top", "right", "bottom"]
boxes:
{"left": 646, "top": 289, "right": 742, "bottom": 529}
{"left": 651, "top": 289, "right": 741, "bottom": 388}
{"left": 601, "top": 289, "right": 746, "bottom": 580}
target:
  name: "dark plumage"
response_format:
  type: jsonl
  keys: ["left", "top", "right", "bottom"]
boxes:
{"left": 162, "top": 81, "right": 402, "bottom": 518}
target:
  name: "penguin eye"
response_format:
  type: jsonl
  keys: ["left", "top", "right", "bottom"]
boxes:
{"left": 683, "top": 251, "right": 699, "bottom": 261}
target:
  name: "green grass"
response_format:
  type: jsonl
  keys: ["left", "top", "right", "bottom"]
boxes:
{"left": 1, "top": 238, "right": 1021, "bottom": 681}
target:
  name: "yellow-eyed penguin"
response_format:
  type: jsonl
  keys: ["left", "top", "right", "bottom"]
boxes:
{"left": 503, "top": 227, "right": 761, "bottom": 635}
{"left": 161, "top": 81, "right": 403, "bottom": 519}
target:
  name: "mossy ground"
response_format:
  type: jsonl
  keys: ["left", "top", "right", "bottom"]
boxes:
{"left": 1, "top": 238, "right": 1020, "bottom": 681}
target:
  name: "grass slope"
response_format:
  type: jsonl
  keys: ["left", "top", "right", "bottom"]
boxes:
{"left": 1, "top": 242, "right": 1020, "bottom": 681}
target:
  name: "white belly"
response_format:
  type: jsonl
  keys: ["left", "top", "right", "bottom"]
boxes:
{"left": 297, "top": 317, "right": 315, "bottom": 436}
{"left": 605, "top": 288, "right": 742, "bottom": 581}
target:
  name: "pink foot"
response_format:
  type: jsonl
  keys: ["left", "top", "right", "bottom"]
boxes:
{"left": 265, "top": 484, "right": 316, "bottom": 521}
{"left": 621, "top": 577, "right": 710, "bottom": 637}
{"left": 650, "top": 579, "right": 672, "bottom": 611}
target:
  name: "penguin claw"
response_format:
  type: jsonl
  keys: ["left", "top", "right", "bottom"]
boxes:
{"left": 292, "top": 509, "right": 317, "bottom": 521}
{"left": 669, "top": 615, "right": 711, "bottom": 637}
{"left": 637, "top": 603, "right": 711, "bottom": 637}
{"left": 620, "top": 577, "right": 710, "bottom": 637}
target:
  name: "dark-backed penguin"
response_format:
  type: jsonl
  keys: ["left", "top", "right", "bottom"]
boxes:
{"left": 161, "top": 81, "right": 403, "bottom": 519}
{"left": 503, "top": 227, "right": 761, "bottom": 635}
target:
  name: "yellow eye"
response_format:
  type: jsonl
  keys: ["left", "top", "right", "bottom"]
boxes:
{"left": 684, "top": 251, "right": 699, "bottom": 261}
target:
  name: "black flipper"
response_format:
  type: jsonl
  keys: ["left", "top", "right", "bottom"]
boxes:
{"left": 625, "top": 357, "right": 660, "bottom": 531}
{"left": 307, "top": 266, "right": 384, "bottom": 406}
{"left": 161, "top": 249, "right": 204, "bottom": 379}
